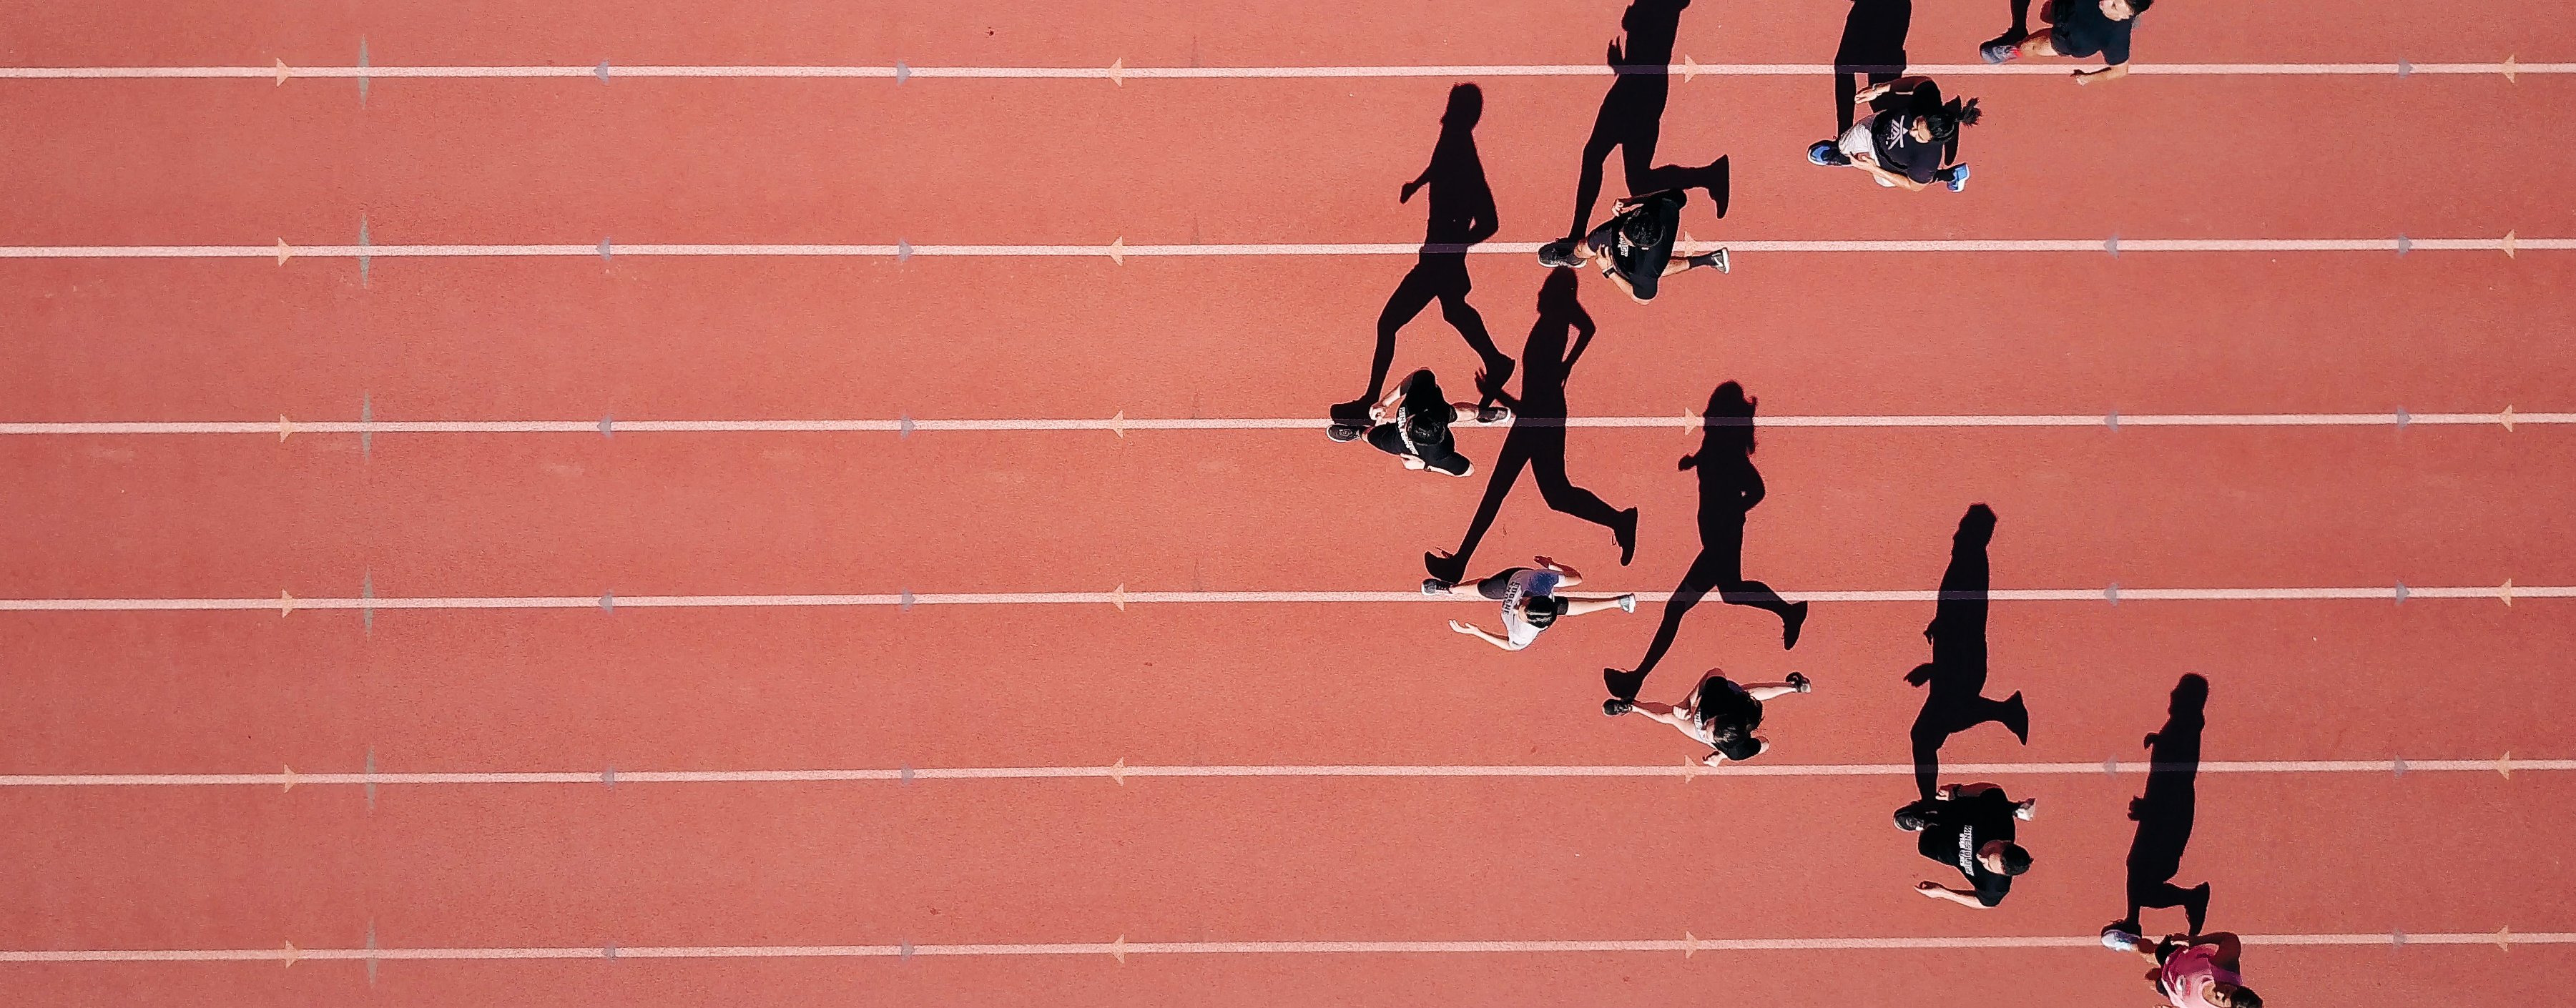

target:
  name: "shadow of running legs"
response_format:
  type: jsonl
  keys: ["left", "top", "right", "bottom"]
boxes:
{"left": 1602, "top": 383, "right": 1808, "bottom": 702}
{"left": 1906, "top": 503, "right": 2030, "bottom": 799}
{"left": 1834, "top": 0, "right": 1913, "bottom": 132}
{"left": 1425, "top": 269, "right": 1637, "bottom": 585}
{"left": 1336, "top": 84, "right": 1515, "bottom": 425}
{"left": 2115, "top": 673, "right": 2213, "bottom": 937}
{"left": 1565, "top": 0, "right": 1731, "bottom": 239}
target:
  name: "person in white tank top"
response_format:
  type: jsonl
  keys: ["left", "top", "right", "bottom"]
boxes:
{"left": 1423, "top": 556, "right": 1636, "bottom": 651}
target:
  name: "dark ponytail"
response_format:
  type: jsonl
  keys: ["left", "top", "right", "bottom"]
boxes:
{"left": 1927, "top": 97, "right": 1982, "bottom": 142}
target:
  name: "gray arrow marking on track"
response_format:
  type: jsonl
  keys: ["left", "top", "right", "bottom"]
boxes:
{"left": 2105, "top": 583, "right": 2121, "bottom": 606}
{"left": 601, "top": 591, "right": 616, "bottom": 612}
{"left": 600, "top": 414, "right": 614, "bottom": 437}
{"left": 358, "top": 38, "right": 370, "bottom": 104}
{"left": 901, "top": 764, "right": 915, "bottom": 784}
{"left": 2394, "top": 581, "right": 2409, "bottom": 604}
{"left": 358, "top": 215, "right": 370, "bottom": 287}
{"left": 900, "top": 589, "right": 915, "bottom": 611}
{"left": 2396, "top": 234, "right": 2412, "bottom": 255}
{"left": 899, "top": 415, "right": 915, "bottom": 438}
{"left": 2391, "top": 929, "right": 2407, "bottom": 947}
{"left": 359, "top": 392, "right": 372, "bottom": 458}
{"left": 365, "top": 921, "right": 378, "bottom": 985}
{"left": 897, "top": 239, "right": 913, "bottom": 262}
{"left": 604, "top": 766, "right": 617, "bottom": 788}
{"left": 2392, "top": 756, "right": 2408, "bottom": 777}
{"left": 2105, "top": 234, "right": 2120, "bottom": 257}
{"left": 900, "top": 940, "right": 915, "bottom": 961}
{"left": 361, "top": 568, "right": 375, "bottom": 633}
{"left": 895, "top": 61, "right": 910, "bottom": 84}
{"left": 599, "top": 237, "right": 612, "bottom": 262}
{"left": 2103, "top": 756, "right": 2118, "bottom": 776}
{"left": 365, "top": 748, "right": 376, "bottom": 809}
{"left": 596, "top": 60, "right": 611, "bottom": 82}
{"left": 2105, "top": 410, "right": 2120, "bottom": 430}
{"left": 2396, "top": 407, "right": 2411, "bottom": 428}
{"left": 604, "top": 943, "right": 618, "bottom": 959}
{"left": 2397, "top": 57, "right": 2413, "bottom": 79}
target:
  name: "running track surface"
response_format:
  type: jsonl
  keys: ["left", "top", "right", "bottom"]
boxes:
{"left": 3, "top": 1, "right": 2572, "bottom": 1007}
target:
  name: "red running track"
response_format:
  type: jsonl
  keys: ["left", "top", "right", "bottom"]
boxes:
{"left": 2, "top": 1, "right": 2573, "bottom": 1007}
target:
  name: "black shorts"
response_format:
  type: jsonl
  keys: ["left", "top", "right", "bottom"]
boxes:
{"left": 1583, "top": 217, "right": 1675, "bottom": 299}
{"left": 2042, "top": 0, "right": 2108, "bottom": 58}
{"left": 1476, "top": 568, "right": 1532, "bottom": 599}
{"left": 1367, "top": 423, "right": 1471, "bottom": 476}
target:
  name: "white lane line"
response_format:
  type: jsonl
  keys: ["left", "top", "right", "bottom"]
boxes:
{"left": 1, "top": 410, "right": 2562, "bottom": 436}
{"left": 0, "top": 60, "right": 2566, "bottom": 81}
{"left": 0, "top": 929, "right": 2557, "bottom": 962}
{"left": 0, "top": 584, "right": 2559, "bottom": 613}
{"left": 1, "top": 756, "right": 2560, "bottom": 789}
{"left": 0, "top": 237, "right": 2566, "bottom": 260}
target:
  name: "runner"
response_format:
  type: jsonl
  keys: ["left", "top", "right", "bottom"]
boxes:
{"left": 1425, "top": 556, "right": 1634, "bottom": 651}
{"left": 1604, "top": 668, "right": 1811, "bottom": 765}
{"left": 1980, "top": 0, "right": 2149, "bottom": 85}
{"left": 1897, "top": 782, "right": 2036, "bottom": 908}
{"left": 1332, "top": 368, "right": 1507, "bottom": 478}
{"left": 2098, "top": 930, "right": 2265, "bottom": 1008}
{"left": 1535, "top": 189, "right": 1728, "bottom": 304}
{"left": 1806, "top": 77, "right": 1978, "bottom": 192}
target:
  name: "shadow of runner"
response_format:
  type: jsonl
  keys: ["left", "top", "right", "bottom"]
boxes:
{"left": 1424, "top": 269, "right": 1638, "bottom": 585}
{"left": 2117, "top": 673, "right": 2213, "bottom": 935}
{"left": 1335, "top": 84, "right": 1514, "bottom": 425}
{"left": 1905, "top": 503, "right": 2030, "bottom": 799}
{"left": 1565, "top": 0, "right": 1731, "bottom": 239}
{"left": 1602, "top": 383, "right": 1808, "bottom": 703}
{"left": 1834, "top": 0, "right": 1913, "bottom": 132}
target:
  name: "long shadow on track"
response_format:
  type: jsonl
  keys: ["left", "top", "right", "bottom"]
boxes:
{"left": 1834, "top": 0, "right": 1914, "bottom": 132}
{"left": 1903, "top": 503, "right": 2032, "bottom": 799}
{"left": 1334, "top": 83, "right": 1515, "bottom": 425}
{"left": 1602, "top": 382, "right": 1806, "bottom": 703}
{"left": 1424, "top": 268, "right": 1636, "bottom": 585}
{"left": 1563, "top": 0, "right": 1730, "bottom": 240}
{"left": 2113, "top": 673, "right": 2214, "bottom": 936}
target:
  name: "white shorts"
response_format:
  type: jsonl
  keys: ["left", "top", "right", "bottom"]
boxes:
{"left": 1840, "top": 116, "right": 1896, "bottom": 187}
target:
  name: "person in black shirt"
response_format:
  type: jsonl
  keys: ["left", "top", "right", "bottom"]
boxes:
{"left": 1806, "top": 78, "right": 1979, "bottom": 192}
{"left": 1535, "top": 189, "right": 1727, "bottom": 305}
{"left": 1604, "top": 668, "right": 1811, "bottom": 766}
{"left": 1896, "top": 783, "right": 2035, "bottom": 908}
{"left": 1980, "top": 0, "right": 2148, "bottom": 85}
{"left": 1335, "top": 368, "right": 1503, "bottom": 478}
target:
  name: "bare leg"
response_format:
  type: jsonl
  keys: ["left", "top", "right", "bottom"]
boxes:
{"left": 1559, "top": 595, "right": 1633, "bottom": 616}
{"left": 1742, "top": 684, "right": 1801, "bottom": 701}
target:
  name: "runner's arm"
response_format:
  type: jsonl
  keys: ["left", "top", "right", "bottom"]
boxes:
{"left": 1916, "top": 882, "right": 1994, "bottom": 907}
{"left": 1856, "top": 75, "right": 1935, "bottom": 102}
{"left": 2076, "top": 62, "right": 2130, "bottom": 84}
{"left": 1853, "top": 155, "right": 1931, "bottom": 191}
{"left": 1449, "top": 620, "right": 1521, "bottom": 651}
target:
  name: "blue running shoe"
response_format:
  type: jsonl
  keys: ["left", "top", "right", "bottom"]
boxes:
{"left": 1806, "top": 140, "right": 1847, "bottom": 167}
{"left": 1947, "top": 164, "right": 1972, "bottom": 192}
